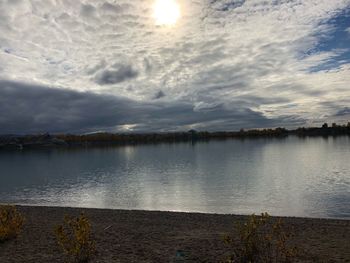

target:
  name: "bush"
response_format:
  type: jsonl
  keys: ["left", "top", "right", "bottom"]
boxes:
{"left": 0, "top": 205, "right": 24, "bottom": 242}
{"left": 223, "top": 213, "right": 297, "bottom": 263}
{"left": 55, "top": 213, "right": 96, "bottom": 263}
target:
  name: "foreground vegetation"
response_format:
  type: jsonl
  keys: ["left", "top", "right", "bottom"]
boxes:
{"left": 55, "top": 214, "right": 96, "bottom": 263}
{"left": 223, "top": 213, "right": 296, "bottom": 263}
{"left": 0, "top": 205, "right": 24, "bottom": 242}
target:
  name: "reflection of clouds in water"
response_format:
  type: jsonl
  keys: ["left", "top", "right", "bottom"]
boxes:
{"left": 0, "top": 137, "right": 349, "bottom": 218}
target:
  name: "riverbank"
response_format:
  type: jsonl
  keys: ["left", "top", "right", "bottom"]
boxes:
{"left": 0, "top": 206, "right": 349, "bottom": 262}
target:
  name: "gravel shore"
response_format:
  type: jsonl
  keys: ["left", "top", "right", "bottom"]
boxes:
{"left": 0, "top": 206, "right": 349, "bottom": 262}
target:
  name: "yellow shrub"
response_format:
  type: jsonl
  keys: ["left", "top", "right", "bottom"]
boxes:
{"left": 55, "top": 213, "right": 96, "bottom": 263}
{"left": 224, "top": 213, "right": 297, "bottom": 263}
{"left": 0, "top": 205, "right": 24, "bottom": 242}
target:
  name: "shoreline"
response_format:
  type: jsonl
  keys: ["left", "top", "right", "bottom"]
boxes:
{"left": 0, "top": 205, "right": 349, "bottom": 262}
{"left": 4, "top": 203, "right": 350, "bottom": 221}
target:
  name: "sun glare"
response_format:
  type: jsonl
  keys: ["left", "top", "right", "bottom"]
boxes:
{"left": 153, "top": 0, "right": 181, "bottom": 26}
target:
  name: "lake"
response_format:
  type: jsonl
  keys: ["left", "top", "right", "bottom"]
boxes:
{"left": 0, "top": 136, "right": 349, "bottom": 219}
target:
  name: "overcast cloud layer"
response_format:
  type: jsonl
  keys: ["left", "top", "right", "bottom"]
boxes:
{"left": 0, "top": 0, "right": 350, "bottom": 134}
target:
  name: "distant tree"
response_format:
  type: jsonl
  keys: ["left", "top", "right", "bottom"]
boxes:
{"left": 322, "top": 123, "right": 328, "bottom": 129}
{"left": 332, "top": 123, "right": 338, "bottom": 128}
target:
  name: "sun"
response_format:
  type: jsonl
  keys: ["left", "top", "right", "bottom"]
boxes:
{"left": 153, "top": 0, "right": 181, "bottom": 26}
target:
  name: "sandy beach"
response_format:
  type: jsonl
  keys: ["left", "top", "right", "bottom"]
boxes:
{"left": 0, "top": 206, "right": 349, "bottom": 262}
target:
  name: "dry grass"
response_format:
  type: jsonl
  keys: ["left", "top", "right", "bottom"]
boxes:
{"left": 54, "top": 213, "right": 96, "bottom": 263}
{"left": 223, "top": 213, "right": 297, "bottom": 263}
{"left": 0, "top": 205, "right": 24, "bottom": 242}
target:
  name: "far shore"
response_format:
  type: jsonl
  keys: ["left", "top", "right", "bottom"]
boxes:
{"left": 0, "top": 205, "right": 349, "bottom": 262}
{"left": 1, "top": 123, "right": 349, "bottom": 150}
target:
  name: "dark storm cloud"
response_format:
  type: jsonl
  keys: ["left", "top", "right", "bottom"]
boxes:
{"left": 335, "top": 107, "right": 350, "bottom": 116}
{"left": 0, "top": 80, "right": 134, "bottom": 133}
{"left": 210, "top": 0, "right": 245, "bottom": 12}
{"left": 94, "top": 64, "right": 139, "bottom": 85}
{"left": 0, "top": 80, "right": 296, "bottom": 134}
{"left": 99, "top": 2, "right": 130, "bottom": 15}
{"left": 153, "top": 90, "right": 166, "bottom": 99}
{"left": 80, "top": 4, "right": 96, "bottom": 18}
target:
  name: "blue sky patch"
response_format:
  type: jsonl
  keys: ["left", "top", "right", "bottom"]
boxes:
{"left": 309, "top": 6, "right": 350, "bottom": 72}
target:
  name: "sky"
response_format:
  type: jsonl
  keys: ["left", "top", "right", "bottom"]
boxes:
{"left": 0, "top": 0, "right": 350, "bottom": 134}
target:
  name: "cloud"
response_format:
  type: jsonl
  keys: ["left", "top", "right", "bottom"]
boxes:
{"left": 0, "top": 80, "right": 133, "bottom": 133}
{"left": 335, "top": 107, "right": 350, "bottom": 116}
{"left": 0, "top": 0, "right": 349, "bottom": 133}
{"left": 80, "top": 3, "right": 96, "bottom": 18}
{"left": 0, "top": 80, "right": 301, "bottom": 134}
{"left": 154, "top": 90, "right": 166, "bottom": 99}
{"left": 99, "top": 2, "right": 130, "bottom": 15}
{"left": 94, "top": 64, "right": 139, "bottom": 85}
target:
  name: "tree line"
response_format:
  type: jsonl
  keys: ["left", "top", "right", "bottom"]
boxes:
{"left": 1, "top": 122, "right": 349, "bottom": 149}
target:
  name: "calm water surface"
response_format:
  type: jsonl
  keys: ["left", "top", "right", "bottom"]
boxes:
{"left": 0, "top": 136, "right": 349, "bottom": 218}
